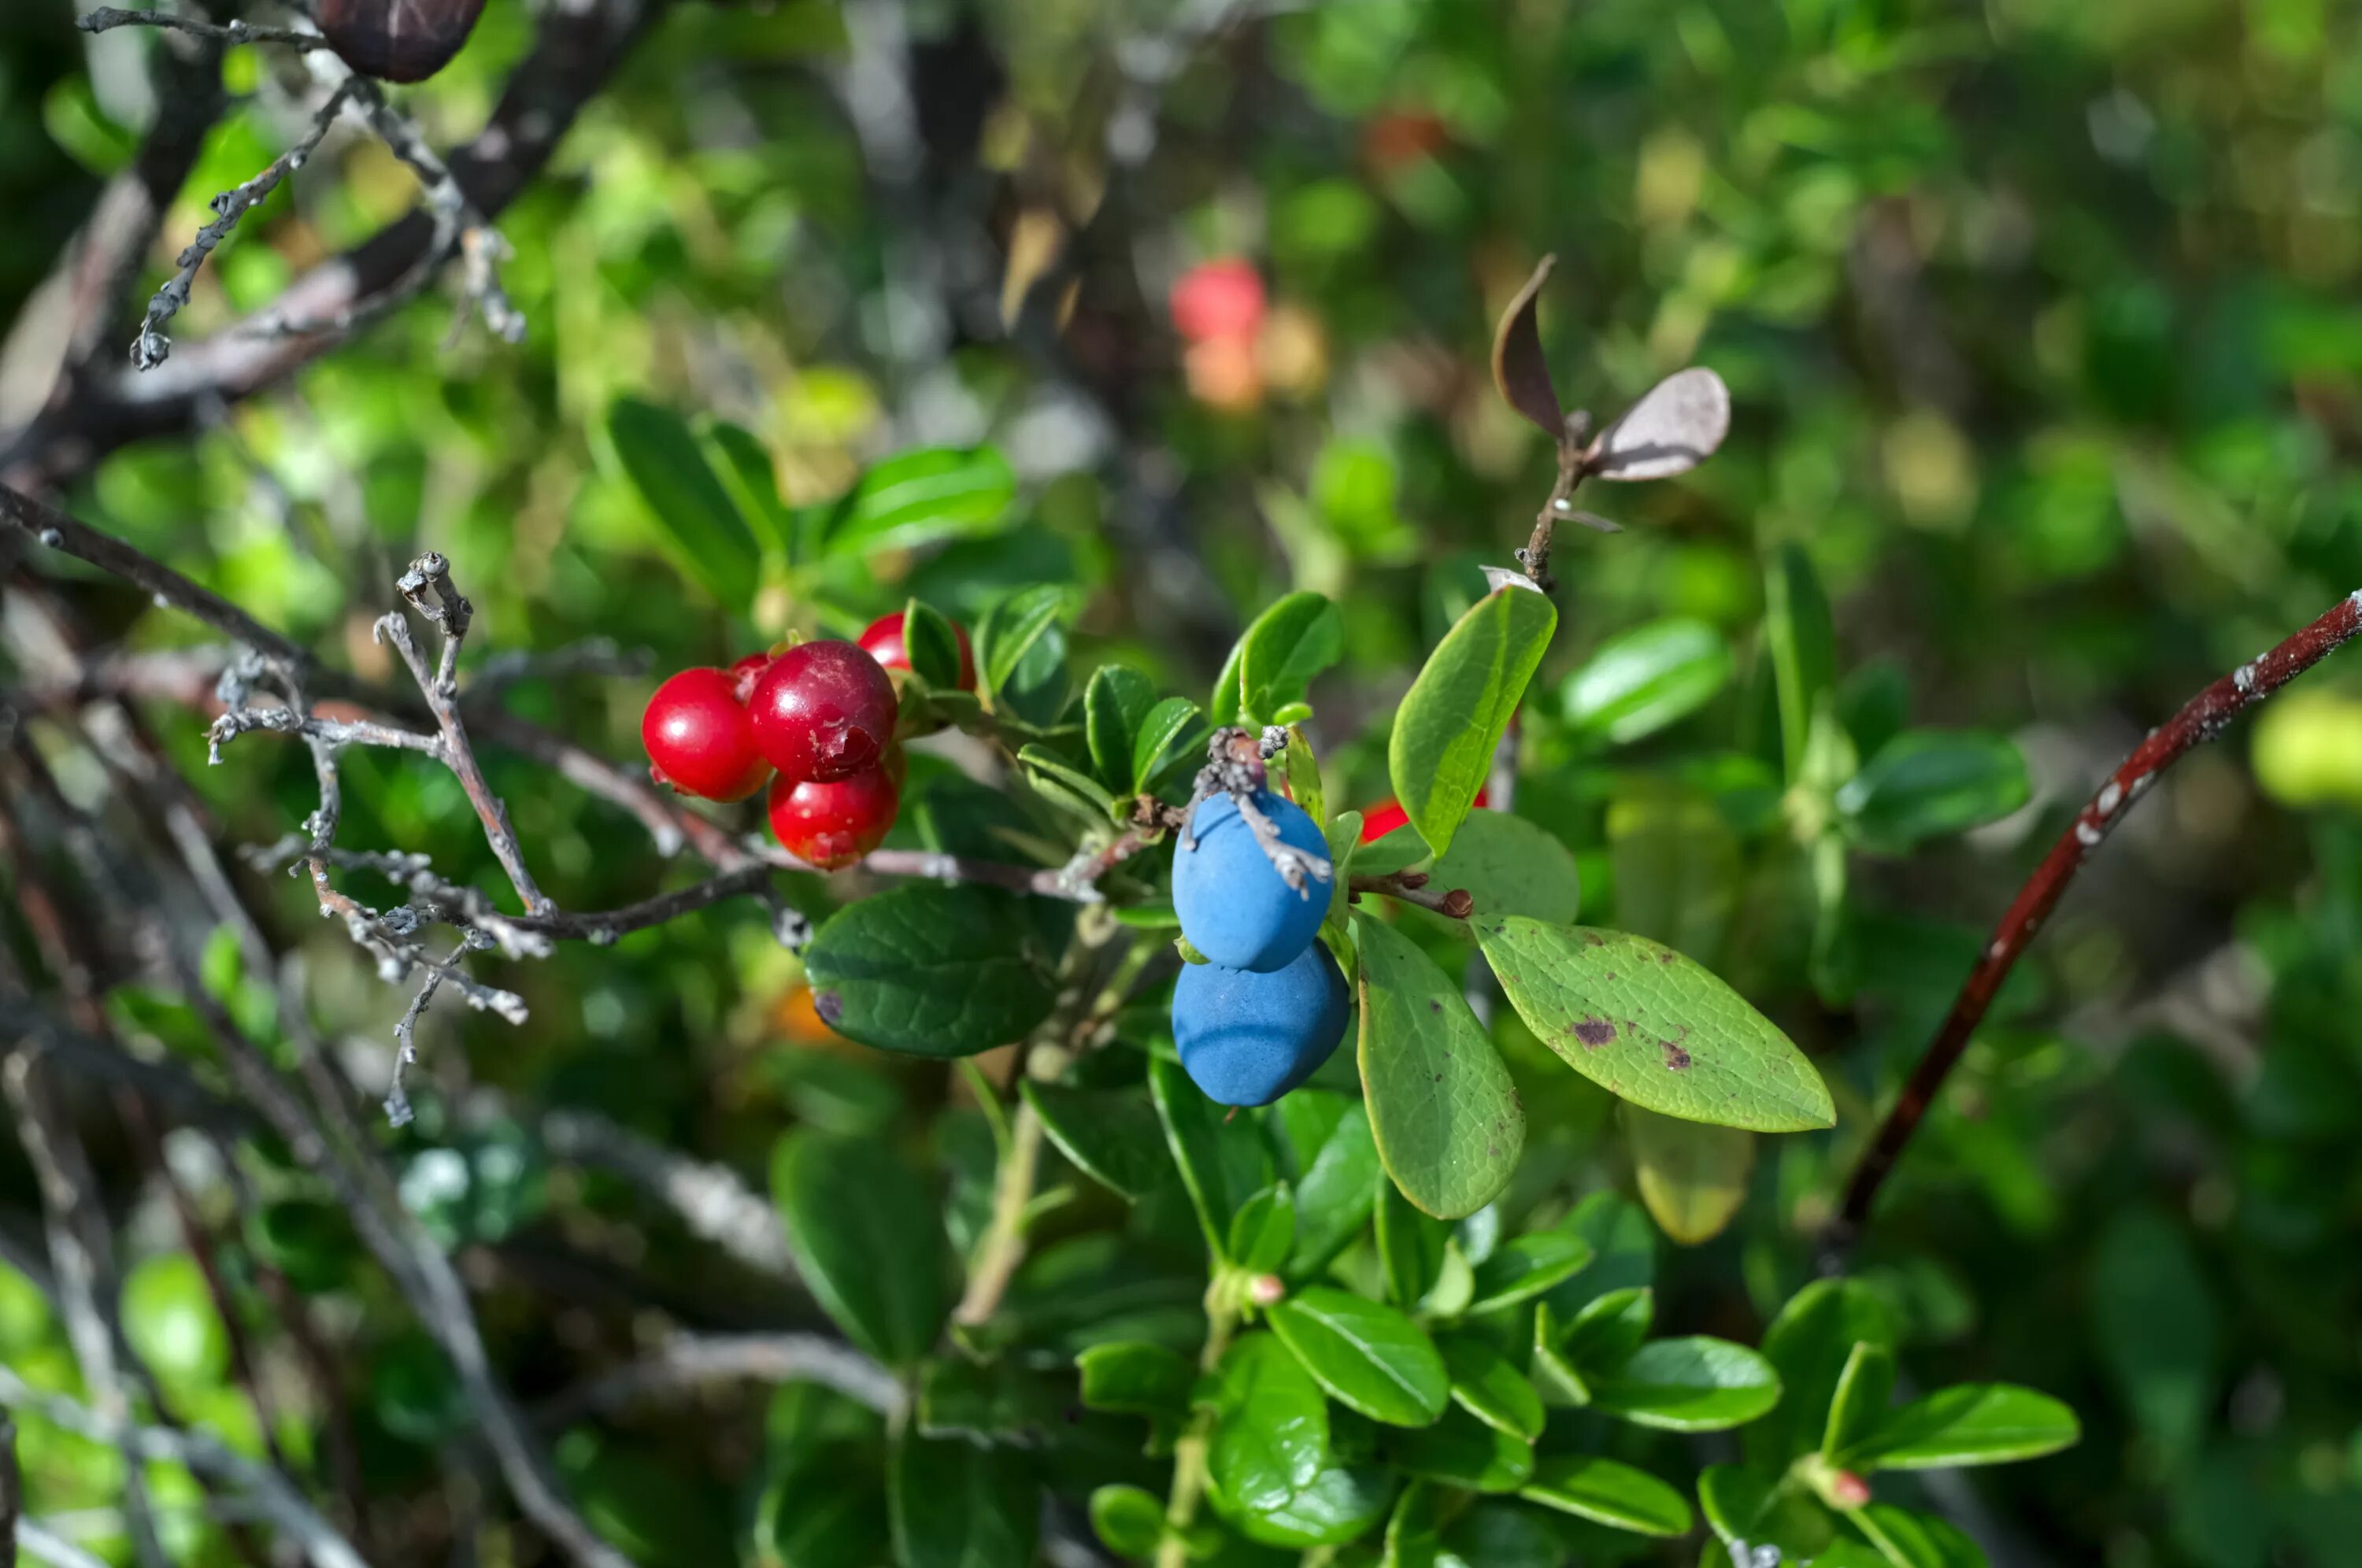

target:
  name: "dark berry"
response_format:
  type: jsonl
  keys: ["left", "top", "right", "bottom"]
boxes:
{"left": 767, "top": 766, "right": 899, "bottom": 871}
{"left": 317, "top": 0, "right": 487, "bottom": 83}
{"left": 1172, "top": 790, "right": 1331, "bottom": 972}
{"left": 748, "top": 640, "right": 899, "bottom": 782}
{"left": 1171, "top": 942, "right": 1349, "bottom": 1107}
{"left": 641, "top": 668, "right": 769, "bottom": 802}
{"left": 857, "top": 612, "right": 976, "bottom": 691}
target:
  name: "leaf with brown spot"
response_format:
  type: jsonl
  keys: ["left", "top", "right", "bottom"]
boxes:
{"left": 1490, "top": 256, "right": 1564, "bottom": 438}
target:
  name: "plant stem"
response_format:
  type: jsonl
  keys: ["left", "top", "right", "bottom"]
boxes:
{"left": 1156, "top": 1294, "right": 1241, "bottom": 1568}
{"left": 1828, "top": 586, "right": 2362, "bottom": 1256}
{"left": 953, "top": 1093, "right": 1044, "bottom": 1326}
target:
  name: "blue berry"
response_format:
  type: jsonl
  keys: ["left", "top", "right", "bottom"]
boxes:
{"left": 1172, "top": 941, "right": 1350, "bottom": 1108}
{"left": 1172, "top": 790, "right": 1331, "bottom": 971}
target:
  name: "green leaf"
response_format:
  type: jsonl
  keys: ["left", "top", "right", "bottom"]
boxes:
{"left": 1562, "top": 1286, "right": 1655, "bottom": 1371}
{"left": 1213, "top": 592, "right": 1345, "bottom": 726}
{"left": 1849, "top": 1385, "right": 2080, "bottom": 1470}
{"left": 1077, "top": 1341, "right": 1194, "bottom": 1420}
{"left": 1375, "top": 1178, "right": 1451, "bottom": 1307}
{"left": 1823, "top": 1342, "right": 1898, "bottom": 1463}
{"left": 1529, "top": 1303, "right": 1589, "bottom": 1407}
{"left": 1624, "top": 1104, "right": 1756, "bottom": 1245}
{"left": 1464, "top": 1226, "right": 1593, "bottom": 1315}
{"left": 1019, "top": 743, "right": 1120, "bottom": 823}
{"left": 605, "top": 398, "right": 762, "bottom": 612}
{"left": 1855, "top": 1505, "right": 1990, "bottom": 1568}
{"left": 1439, "top": 1335, "right": 1546, "bottom": 1440}
{"left": 1764, "top": 543, "right": 1837, "bottom": 783}
{"left": 1267, "top": 1285, "right": 1450, "bottom": 1427}
{"left": 1388, "top": 586, "right": 1557, "bottom": 858}
{"left": 1836, "top": 731, "right": 2031, "bottom": 850}
{"left": 1587, "top": 1337, "right": 1783, "bottom": 1432}
{"left": 1229, "top": 1185, "right": 1298, "bottom": 1275}
{"left": 701, "top": 420, "right": 795, "bottom": 560}
{"left": 1090, "top": 1485, "right": 1168, "bottom": 1559}
{"left": 1560, "top": 618, "right": 1735, "bottom": 745}
{"left": 1387, "top": 1403, "right": 1535, "bottom": 1493}
{"left": 804, "top": 886, "right": 1059, "bottom": 1058}
{"left": 976, "top": 585, "right": 1074, "bottom": 698}
{"left": 1698, "top": 1465, "right": 1840, "bottom": 1561}
{"left": 824, "top": 446, "right": 1016, "bottom": 560}
{"left": 1131, "top": 697, "right": 1205, "bottom": 793}
{"left": 756, "top": 1453, "right": 887, "bottom": 1568}
{"left": 916, "top": 1357, "right": 1060, "bottom": 1444}
{"left": 1519, "top": 1455, "right": 1694, "bottom": 1537}
{"left": 1283, "top": 724, "right": 1326, "bottom": 827}
{"left": 1210, "top": 1333, "right": 1330, "bottom": 1513}
{"left": 1149, "top": 1055, "right": 1276, "bottom": 1256}
{"left": 1752, "top": 1280, "right": 1902, "bottom": 1468}
{"left": 1354, "top": 913, "right": 1525, "bottom": 1219}
{"left": 1221, "top": 1463, "right": 1391, "bottom": 1548}
{"left": 1423, "top": 810, "right": 1582, "bottom": 926}
{"left": 1086, "top": 665, "right": 1161, "bottom": 795}
{"left": 1383, "top": 1481, "right": 1442, "bottom": 1568}
{"left": 1562, "top": 1191, "right": 1657, "bottom": 1298}
{"left": 1024, "top": 1082, "right": 1168, "bottom": 1204}
{"left": 889, "top": 1436, "right": 1036, "bottom": 1568}
{"left": 1286, "top": 1104, "right": 1381, "bottom": 1277}
{"left": 1477, "top": 919, "right": 1834, "bottom": 1131}
{"left": 1437, "top": 1501, "right": 1565, "bottom": 1568}
{"left": 900, "top": 598, "right": 968, "bottom": 691}
{"left": 772, "top": 1132, "right": 949, "bottom": 1366}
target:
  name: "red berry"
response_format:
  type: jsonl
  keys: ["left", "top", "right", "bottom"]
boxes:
{"left": 748, "top": 640, "right": 899, "bottom": 782}
{"left": 1170, "top": 260, "right": 1267, "bottom": 344}
{"left": 858, "top": 612, "right": 976, "bottom": 691}
{"left": 768, "top": 765, "right": 899, "bottom": 871}
{"left": 728, "top": 651, "right": 773, "bottom": 701}
{"left": 642, "top": 668, "right": 770, "bottom": 802}
{"left": 1359, "top": 786, "right": 1488, "bottom": 843}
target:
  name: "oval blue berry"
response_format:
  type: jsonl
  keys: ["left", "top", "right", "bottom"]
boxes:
{"left": 1172, "top": 941, "right": 1349, "bottom": 1108}
{"left": 1171, "top": 790, "right": 1331, "bottom": 972}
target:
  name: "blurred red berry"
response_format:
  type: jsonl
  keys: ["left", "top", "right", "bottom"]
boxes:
{"left": 642, "top": 668, "right": 770, "bottom": 802}
{"left": 858, "top": 612, "right": 976, "bottom": 690}
{"left": 1170, "top": 260, "right": 1267, "bottom": 344}
{"left": 748, "top": 640, "right": 899, "bottom": 782}
{"left": 768, "top": 765, "right": 900, "bottom": 871}
{"left": 1359, "top": 786, "right": 1489, "bottom": 842}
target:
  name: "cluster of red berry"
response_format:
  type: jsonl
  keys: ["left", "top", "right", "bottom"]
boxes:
{"left": 639, "top": 613, "right": 975, "bottom": 870}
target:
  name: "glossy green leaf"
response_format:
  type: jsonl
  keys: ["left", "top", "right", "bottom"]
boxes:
{"left": 1375, "top": 1178, "right": 1451, "bottom": 1307}
{"left": 1856, "top": 1504, "right": 1989, "bottom": 1568}
{"left": 702, "top": 420, "right": 795, "bottom": 560}
{"left": 1150, "top": 1054, "right": 1276, "bottom": 1255}
{"left": 1210, "top": 1333, "right": 1330, "bottom": 1513}
{"left": 1562, "top": 1191, "right": 1658, "bottom": 1298}
{"left": 1698, "top": 1465, "right": 1840, "bottom": 1561}
{"left": 1588, "top": 1337, "right": 1783, "bottom": 1432}
{"left": 1849, "top": 1385, "right": 2080, "bottom": 1470}
{"left": 1131, "top": 697, "right": 1205, "bottom": 792}
{"left": 1220, "top": 1463, "right": 1392, "bottom": 1548}
{"left": 1388, "top": 586, "right": 1555, "bottom": 859}
{"left": 1355, "top": 912, "right": 1524, "bottom": 1219}
{"left": 1383, "top": 1481, "right": 1442, "bottom": 1568}
{"left": 1560, "top": 618, "right": 1734, "bottom": 745}
{"left": 1560, "top": 1286, "right": 1654, "bottom": 1370}
{"left": 823, "top": 446, "right": 1015, "bottom": 560}
{"left": 1752, "top": 1279, "right": 1902, "bottom": 1468}
{"left": 772, "top": 1132, "right": 949, "bottom": 1366}
{"left": 1836, "top": 730, "right": 2031, "bottom": 850}
{"left": 1229, "top": 1185, "right": 1298, "bottom": 1275}
{"left": 1478, "top": 918, "right": 1834, "bottom": 1131}
{"left": 1024, "top": 1081, "right": 1168, "bottom": 1203}
{"left": 1519, "top": 1455, "right": 1693, "bottom": 1537}
{"left": 1464, "top": 1226, "right": 1593, "bottom": 1315}
{"left": 1077, "top": 1341, "right": 1194, "bottom": 1420}
{"left": 803, "top": 886, "right": 1059, "bottom": 1058}
{"left": 976, "top": 584, "right": 1074, "bottom": 698}
{"left": 1423, "top": 810, "right": 1582, "bottom": 926}
{"left": 1823, "top": 1342, "right": 1898, "bottom": 1463}
{"left": 1086, "top": 664, "right": 1161, "bottom": 795}
{"left": 1268, "top": 1285, "right": 1450, "bottom": 1427}
{"left": 1764, "top": 542, "right": 1837, "bottom": 783}
{"left": 1019, "top": 743, "right": 1120, "bottom": 822}
{"left": 1213, "top": 591, "right": 1345, "bottom": 726}
{"left": 605, "top": 397, "right": 762, "bottom": 611}
{"left": 889, "top": 1435, "right": 1036, "bottom": 1568}
{"left": 1530, "top": 1302, "right": 1590, "bottom": 1407}
{"left": 1089, "top": 1485, "right": 1168, "bottom": 1559}
{"left": 1387, "top": 1403, "right": 1535, "bottom": 1492}
{"left": 1437, "top": 1501, "right": 1565, "bottom": 1568}
{"left": 1625, "top": 1103, "right": 1756, "bottom": 1245}
{"left": 1439, "top": 1335, "right": 1545, "bottom": 1440}
{"left": 1286, "top": 1104, "right": 1382, "bottom": 1277}
{"left": 756, "top": 1453, "right": 887, "bottom": 1568}
{"left": 901, "top": 598, "right": 967, "bottom": 691}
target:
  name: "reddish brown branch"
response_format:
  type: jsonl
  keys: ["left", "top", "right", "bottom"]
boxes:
{"left": 1830, "top": 588, "right": 2362, "bottom": 1253}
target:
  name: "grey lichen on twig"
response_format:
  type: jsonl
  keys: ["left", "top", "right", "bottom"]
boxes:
{"left": 1175, "top": 726, "right": 1332, "bottom": 897}
{"left": 77, "top": 6, "right": 332, "bottom": 51}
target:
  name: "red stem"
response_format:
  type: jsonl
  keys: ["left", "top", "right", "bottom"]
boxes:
{"left": 1831, "top": 587, "right": 2362, "bottom": 1250}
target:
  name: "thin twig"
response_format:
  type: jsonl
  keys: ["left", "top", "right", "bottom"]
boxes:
{"left": 1349, "top": 869, "right": 1473, "bottom": 919}
{"left": 1828, "top": 587, "right": 2362, "bottom": 1256}
{"left": 76, "top": 7, "right": 333, "bottom": 51}
{"left": 533, "top": 1333, "right": 902, "bottom": 1429}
